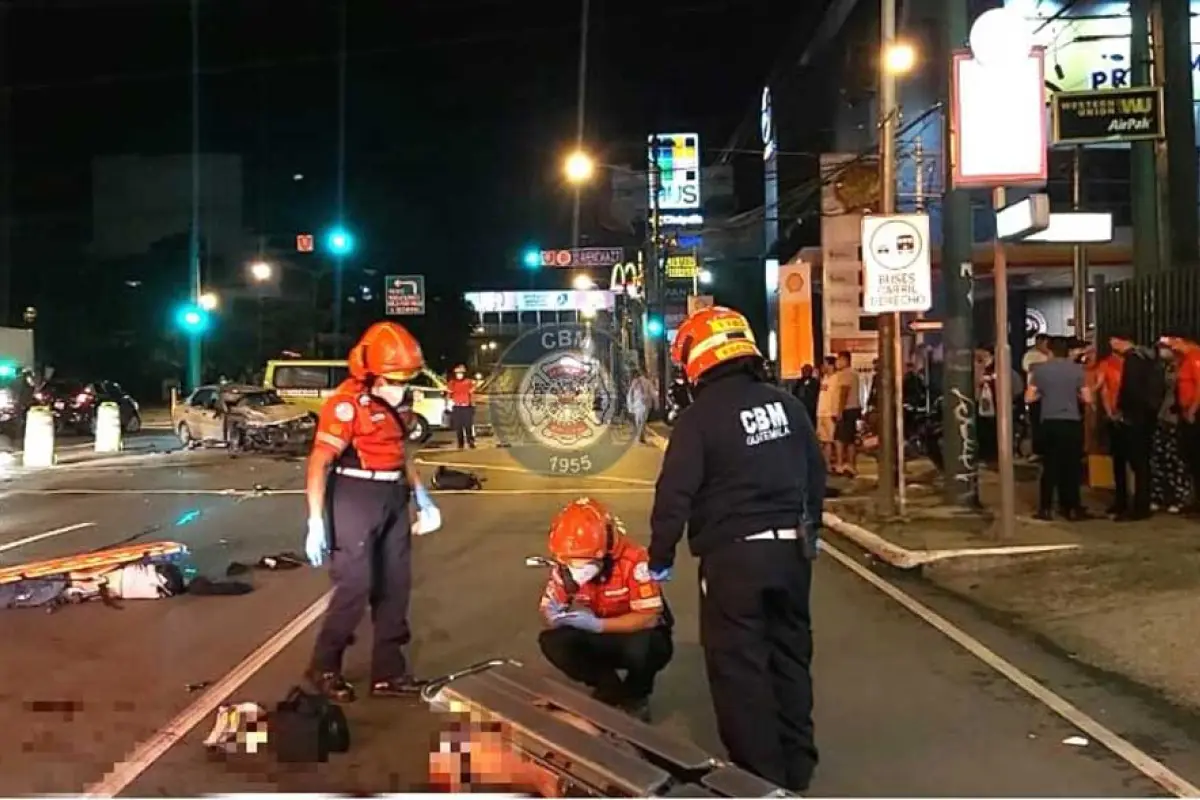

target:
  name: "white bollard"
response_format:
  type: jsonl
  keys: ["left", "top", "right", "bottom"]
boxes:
{"left": 22, "top": 406, "right": 55, "bottom": 468}
{"left": 94, "top": 401, "right": 123, "bottom": 453}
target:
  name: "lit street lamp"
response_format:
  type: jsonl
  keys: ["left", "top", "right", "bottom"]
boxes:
{"left": 198, "top": 292, "right": 219, "bottom": 312}
{"left": 564, "top": 150, "right": 596, "bottom": 185}
{"left": 249, "top": 261, "right": 273, "bottom": 282}
{"left": 698, "top": 269, "right": 713, "bottom": 285}
{"left": 572, "top": 274, "right": 596, "bottom": 291}
{"left": 883, "top": 41, "right": 917, "bottom": 75}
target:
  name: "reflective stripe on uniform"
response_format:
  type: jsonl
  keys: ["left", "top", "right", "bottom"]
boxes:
{"left": 316, "top": 431, "right": 347, "bottom": 450}
{"left": 630, "top": 596, "right": 664, "bottom": 612}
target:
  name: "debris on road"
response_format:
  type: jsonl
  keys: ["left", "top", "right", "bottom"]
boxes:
{"left": 186, "top": 681, "right": 213, "bottom": 693}
{"left": 1063, "top": 735, "right": 1090, "bottom": 747}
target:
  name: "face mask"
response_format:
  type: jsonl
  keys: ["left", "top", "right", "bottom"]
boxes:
{"left": 374, "top": 384, "right": 407, "bottom": 408}
{"left": 455, "top": 372, "right": 465, "bottom": 379}
{"left": 1159, "top": 349, "right": 1173, "bottom": 361}
{"left": 567, "top": 562, "right": 601, "bottom": 586}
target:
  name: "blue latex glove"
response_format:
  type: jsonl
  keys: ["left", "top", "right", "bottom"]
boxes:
{"left": 413, "top": 484, "right": 434, "bottom": 511}
{"left": 305, "top": 518, "right": 328, "bottom": 567}
{"left": 554, "top": 609, "right": 603, "bottom": 633}
{"left": 649, "top": 567, "right": 672, "bottom": 582}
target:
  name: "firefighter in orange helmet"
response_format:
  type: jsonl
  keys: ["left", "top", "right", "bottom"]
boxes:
{"left": 538, "top": 497, "right": 673, "bottom": 721}
{"left": 304, "top": 321, "right": 442, "bottom": 702}
{"left": 648, "top": 305, "right": 824, "bottom": 792}
{"left": 446, "top": 363, "right": 477, "bottom": 449}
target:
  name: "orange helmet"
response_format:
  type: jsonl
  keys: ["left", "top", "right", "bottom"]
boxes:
{"left": 670, "top": 306, "right": 761, "bottom": 383}
{"left": 348, "top": 321, "right": 424, "bottom": 381}
{"left": 548, "top": 497, "right": 615, "bottom": 561}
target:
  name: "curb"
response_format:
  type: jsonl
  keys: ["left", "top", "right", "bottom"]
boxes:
{"left": 647, "top": 424, "right": 1079, "bottom": 569}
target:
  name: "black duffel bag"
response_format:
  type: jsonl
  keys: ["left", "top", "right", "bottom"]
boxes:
{"left": 432, "top": 466, "right": 483, "bottom": 490}
{"left": 272, "top": 686, "right": 350, "bottom": 763}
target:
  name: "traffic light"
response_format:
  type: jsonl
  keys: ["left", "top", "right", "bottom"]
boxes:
{"left": 0, "top": 362, "right": 15, "bottom": 379}
{"left": 521, "top": 247, "right": 541, "bottom": 269}
{"left": 175, "top": 303, "right": 210, "bottom": 334}
{"left": 326, "top": 226, "right": 356, "bottom": 256}
{"left": 645, "top": 316, "right": 664, "bottom": 338}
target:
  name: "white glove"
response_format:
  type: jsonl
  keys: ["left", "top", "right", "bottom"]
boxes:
{"left": 305, "top": 517, "right": 328, "bottom": 567}
{"left": 412, "top": 484, "right": 442, "bottom": 536}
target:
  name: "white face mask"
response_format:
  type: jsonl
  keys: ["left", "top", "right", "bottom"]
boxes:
{"left": 374, "top": 385, "right": 407, "bottom": 408}
{"left": 567, "top": 562, "right": 602, "bottom": 586}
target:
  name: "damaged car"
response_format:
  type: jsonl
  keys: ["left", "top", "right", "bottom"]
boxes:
{"left": 172, "top": 384, "right": 315, "bottom": 452}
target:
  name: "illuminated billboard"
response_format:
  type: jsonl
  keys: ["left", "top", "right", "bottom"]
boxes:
{"left": 464, "top": 290, "right": 614, "bottom": 314}
{"left": 1007, "top": 0, "right": 1200, "bottom": 102}
{"left": 648, "top": 133, "right": 701, "bottom": 211}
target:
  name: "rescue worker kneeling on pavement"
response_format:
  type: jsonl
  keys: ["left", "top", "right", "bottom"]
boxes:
{"left": 538, "top": 497, "right": 673, "bottom": 722}
{"left": 648, "top": 305, "right": 825, "bottom": 792}
{"left": 303, "top": 320, "right": 442, "bottom": 702}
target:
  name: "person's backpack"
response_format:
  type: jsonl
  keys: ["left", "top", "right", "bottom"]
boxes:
{"left": 431, "top": 466, "right": 482, "bottom": 490}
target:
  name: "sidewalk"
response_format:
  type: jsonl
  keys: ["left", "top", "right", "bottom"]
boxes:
{"left": 650, "top": 422, "right": 1200, "bottom": 715}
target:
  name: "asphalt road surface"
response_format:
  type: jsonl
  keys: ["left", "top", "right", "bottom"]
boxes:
{"left": 2, "top": 433, "right": 1200, "bottom": 797}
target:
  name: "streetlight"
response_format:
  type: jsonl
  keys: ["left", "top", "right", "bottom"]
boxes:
{"left": 883, "top": 41, "right": 917, "bottom": 74}
{"left": 698, "top": 269, "right": 713, "bottom": 286}
{"left": 564, "top": 150, "right": 596, "bottom": 185}
{"left": 572, "top": 274, "right": 596, "bottom": 291}
{"left": 249, "top": 261, "right": 273, "bottom": 282}
{"left": 198, "top": 292, "right": 219, "bottom": 311}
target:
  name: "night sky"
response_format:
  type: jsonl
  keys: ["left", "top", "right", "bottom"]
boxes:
{"left": 10, "top": 0, "right": 809, "bottom": 289}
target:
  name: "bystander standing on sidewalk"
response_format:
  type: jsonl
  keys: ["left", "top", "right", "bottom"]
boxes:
{"left": 1023, "top": 334, "right": 1052, "bottom": 459}
{"left": 626, "top": 370, "right": 656, "bottom": 444}
{"left": 1162, "top": 336, "right": 1200, "bottom": 511}
{"left": 1108, "top": 334, "right": 1165, "bottom": 521}
{"left": 1150, "top": 345, "right": 1190, "bottom": 515}
{"left": 815, "top": 357, "right": 837, "bottom": 467}
{"left": 1026, "top": 337, "right": 1091, "bottom": 521}
{"left": 833, "top": 351, "right": 860, "bottom": 477}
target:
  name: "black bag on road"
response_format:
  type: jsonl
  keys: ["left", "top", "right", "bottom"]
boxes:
{"left": 272, "top": 686, "right": 350, "bottom": 763}
{"left": 432, "top": 466, "right": 483, "bottom": 490}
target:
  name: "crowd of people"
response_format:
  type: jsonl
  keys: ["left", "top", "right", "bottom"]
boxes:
{"left": 788, "top": 352, "right": 864, "bottom": 478}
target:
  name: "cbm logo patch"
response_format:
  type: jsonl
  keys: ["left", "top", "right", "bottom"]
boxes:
{"left": 739, "top": 401, "right": 791, "bottom": 446}
{"left": 487, "top": 323, "right": 636, "bottom": 477}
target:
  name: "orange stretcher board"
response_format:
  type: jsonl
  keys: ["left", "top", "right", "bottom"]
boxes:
{"left": 0, "top": 542, "right": 188, "bottom": 585}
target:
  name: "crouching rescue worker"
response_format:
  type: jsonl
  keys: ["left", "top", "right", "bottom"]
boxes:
{"left": 538, "top": 497, "right": 673, "bottom": 722}
{"left": 303, "top": 320, "right": 442, "bottom": 702}
{"left": 648, "top": 306, "right": 825, "bottom": 792}
{"left": 446, "top": 364, "right": 477, "bottom": 449}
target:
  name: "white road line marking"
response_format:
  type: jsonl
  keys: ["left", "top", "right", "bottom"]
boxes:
{"left": 0, "top": 521, "right": 97, "bottom": 554}
{"left": 416, "top": 457, "right": 655, "bottom": 486}
{"left": 84, "top": 590, "right": 333, "bottom": 798}
{"left": 820, "top": 540, "right": 1200, "bottom": 798}
{"left": 0, "top": 487, "right": 651, "bottom": 497}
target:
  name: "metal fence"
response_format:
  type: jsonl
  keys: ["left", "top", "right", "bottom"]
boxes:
{"left": 1095, "top": 271, "right": 1200, "bottom": 347}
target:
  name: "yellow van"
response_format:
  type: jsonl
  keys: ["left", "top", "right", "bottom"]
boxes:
{"left": 263, "top": 359, "right": 450, "bottom": 442}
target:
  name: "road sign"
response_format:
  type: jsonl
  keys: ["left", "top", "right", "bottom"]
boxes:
{"left": 539, "top": 247, "right": 625, "bottom": 269}
{"left": 861, "top": 214, "right": 933, "bottom": 314}
{"left": 1051, "top": 87, "right": 1164, "bottom": 146}
{"left": 908, "top": 319, "right": 943, "bottom": 333}
{"left": 296, "top": 234, "right": 314, "bottom": 253}
{"left": 385, "top": 275, "right": 426, "bottom": 316}
{"left": 665, "top": 253, "right": 698, "bottom": 279}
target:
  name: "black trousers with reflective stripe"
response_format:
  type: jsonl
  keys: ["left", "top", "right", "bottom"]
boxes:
{"left": 699, "top": 539, "right": 816, "bottom": 792}
{"left": 311, "top": 474, "right": 414, "bottom": 681}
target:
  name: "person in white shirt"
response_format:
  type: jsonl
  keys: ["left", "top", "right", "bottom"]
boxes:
{"left": 815, "top": 356, "right": 838, "bottom": 466}
{"left": 1022, "top": 334, "right": 1051, "bottom": 458}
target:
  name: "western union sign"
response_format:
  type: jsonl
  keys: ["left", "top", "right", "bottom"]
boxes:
{"left": 666, "top": 253, "right": 699, "bottom": 279}
{"left": 1051, "top": 87, "right": 1164, "bottom": 145}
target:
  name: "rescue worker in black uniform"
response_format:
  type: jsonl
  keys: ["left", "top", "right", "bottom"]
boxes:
{"left": 304, "top": 320, "right": 442, "bottom": 702}
{"left": 647, "top": 305, "right": 826, "bottom": 792}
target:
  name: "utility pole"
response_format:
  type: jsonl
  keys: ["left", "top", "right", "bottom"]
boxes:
{"left": 1071, "top": 147, "right": 1088, "bottom": 337}
{"left": 1129, "top": 0, "right": 1160, "bottom": 276}
{"left": 0, "top": 1, "right": 12, "bottom": 330}
{"left": 187, "top": 0, "right": 203, "bottom": 391}
{"left": 991, "top": 185, "right": 1016, "bottom": 541}
{"left": 570, "top": 0, "right": 590, "bottom": 250}
{"left": 332, "top": 0, "right": 348, "bottom": 352}
{"left": 940, "top": 0, "right": 979, "bottom": 508}
{"left": 1154, "top": 0, "right": 1198, "bottom": 269}
{"left": 876, "top": 0, "right": 899, "bottom": 517}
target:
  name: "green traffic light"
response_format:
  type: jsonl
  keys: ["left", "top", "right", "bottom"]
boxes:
{"left": 522, "top": 248, "right": 541, "bottom": 269}
{"left": 175, "top": 304, "right": 210, "bottom": 334}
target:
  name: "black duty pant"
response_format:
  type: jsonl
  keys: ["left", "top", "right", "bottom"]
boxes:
{"left": 1110, "top": 420, "right": 1152, "bottom": 515}
{"left": 538, "top": 626, "right": 672, "bottom": 701}
{"left": 699, "top": 539, "right": 816, "bottom": 793}
{"left": 1038, "top": 419, "right": 1082, "bottom": 512}
{"left": 1029, "top": 401, "right": 1043, "bottom": 456}
{"left": 450, "top": 406, "right": 476, "bottom": 447}
{"left": 311, "top": 474, "right": 414, "bottom": 681}
{"left": 1180, "top": 419, "right": 1200, "bottom": 504}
